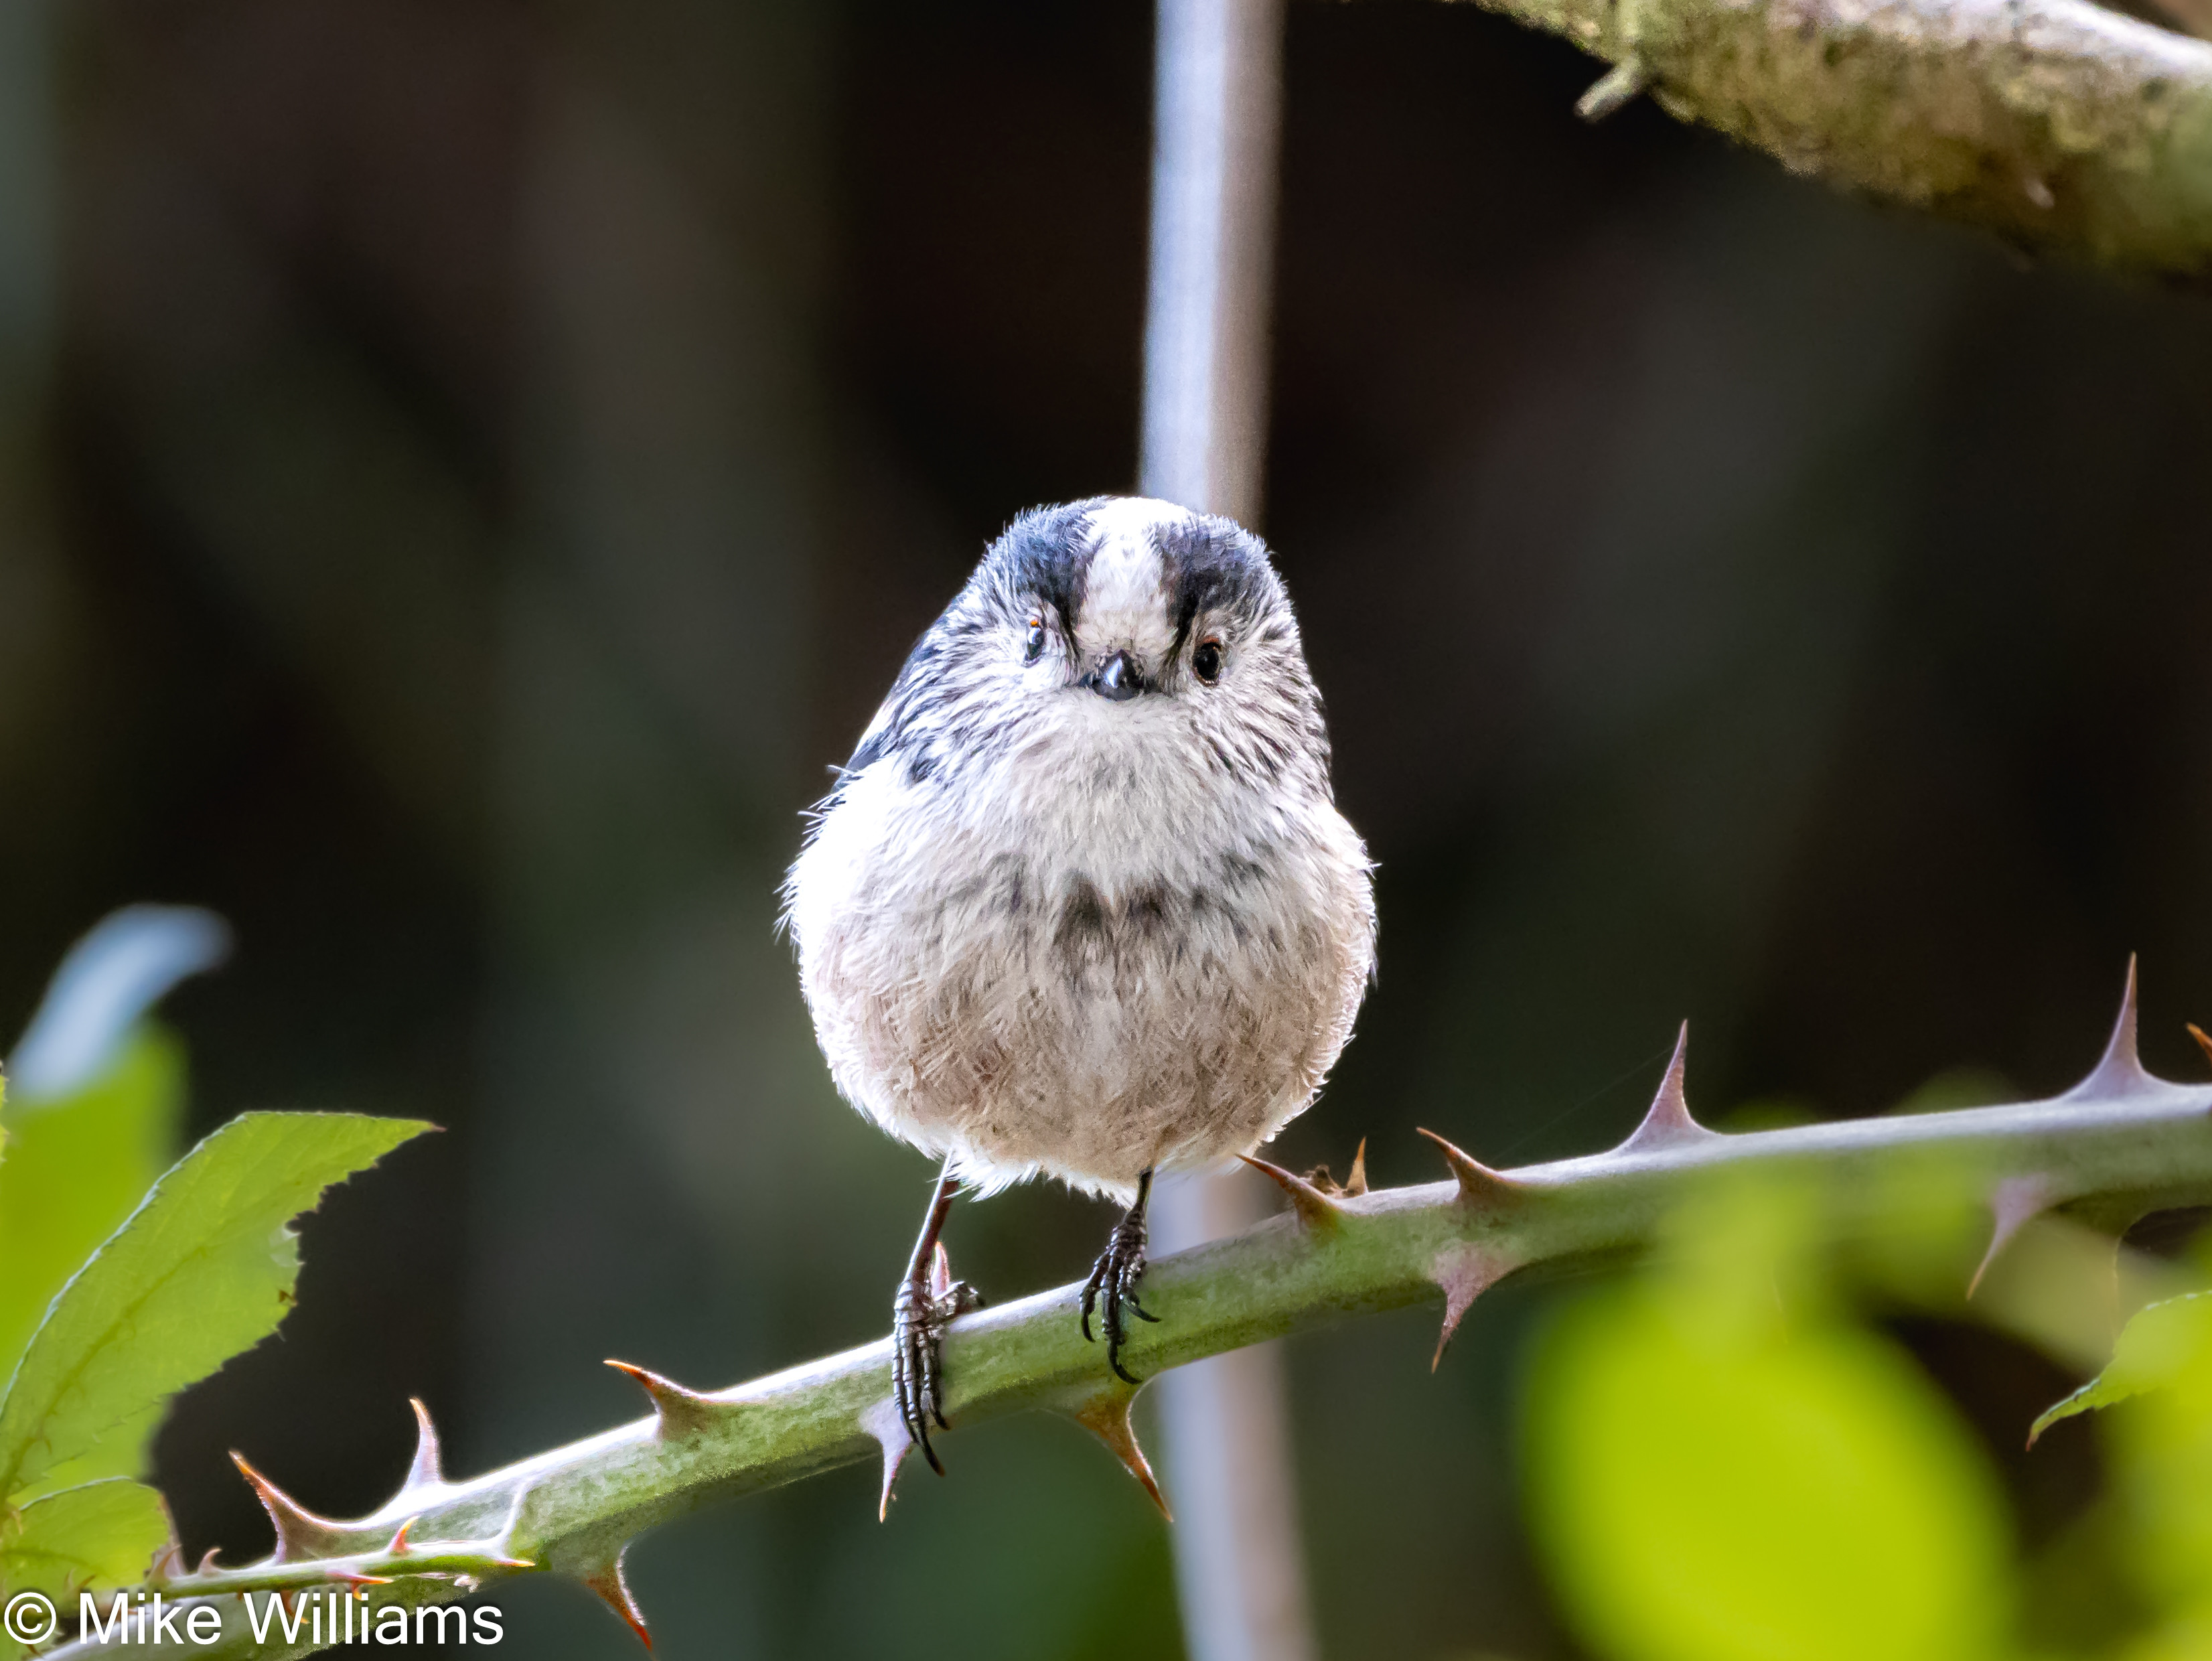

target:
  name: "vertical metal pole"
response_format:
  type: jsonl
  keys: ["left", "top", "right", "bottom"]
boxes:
{"left": 1138, "top": 3, "right": 1315, "bottom": 1660}
{"left": 1151, "top": 1170, "right": 1318, "bottom": 1661}
{"left": 1141, "top": 0, "right": 1283, "bottom": 526}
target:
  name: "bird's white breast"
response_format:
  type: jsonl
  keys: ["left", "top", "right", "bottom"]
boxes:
{"left": 786, "top": 704, "right": 1374, "bottom": 1200}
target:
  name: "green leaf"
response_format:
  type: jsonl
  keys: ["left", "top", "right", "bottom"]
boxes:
{"left": 2030, "top": 1292, "right": 2212, "bottom": 1445}
{"left": 0, "top": 1478, "right": 172, "bottom": 1598}
{"left": 12, "top": 1406, "right": 164, "bottom": 1505}
{"left": 0, "top": 1032, "right": 186, "bottom": 1394}
{"left": 2069, "top": 1291, "right": 2212, "bottom": 1617}
{"left": 0, "top": 1035, "right": 184, "bottom": 1496}
{"left": 0, "top": 1111, "right": 430, "bottom": 1500}
{"left": 1524, "top": 1183, "right": 2016, "bottom": 1661}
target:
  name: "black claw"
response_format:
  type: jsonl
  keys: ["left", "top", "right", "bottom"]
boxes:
{"left": 893, "top": 1268, "right": 974, "bottom": 1475}
{"left": 1080, "top": 1172, "right": 1157, "bottom": 1384}
{"left": 891, "top": 1167, "right": 976, "bottom": 1477}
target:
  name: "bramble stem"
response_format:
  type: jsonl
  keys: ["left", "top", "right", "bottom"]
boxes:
{"left": 50, "top": 997, "right": 2212, "bottom": 1660}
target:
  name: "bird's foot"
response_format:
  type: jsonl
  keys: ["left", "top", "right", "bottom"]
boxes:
{"left": 893, "top": 1242, "right": 982, "bottom": 1475}
{"left": 1080, "top": 1206, "right": 1160, "bottom": 1384}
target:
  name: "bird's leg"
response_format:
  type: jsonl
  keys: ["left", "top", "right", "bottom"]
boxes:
{"left": 1080, "top": 1168, "right": 1161, "bottom": 1384}
{"left": 892, "top": 1160, "right": 982, "bottom": 1475}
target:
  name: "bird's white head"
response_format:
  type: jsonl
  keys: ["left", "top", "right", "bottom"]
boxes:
{"left": 835, "top": 495, "right": 1331, "bottom": 804}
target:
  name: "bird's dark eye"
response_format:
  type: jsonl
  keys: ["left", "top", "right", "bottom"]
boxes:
{"left": 1024, "top": 618, "right": 1046, "bottom": 663}
{"left": 1193, "top": 639, "right": 1224, "bottom": 684}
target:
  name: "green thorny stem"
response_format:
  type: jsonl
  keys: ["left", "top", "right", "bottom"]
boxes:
{"left": 46, "top": 961, "right": 2212, "bottom": 1659}
{"left": 1436, "top": 0, "right": 2212, "bottom": 281}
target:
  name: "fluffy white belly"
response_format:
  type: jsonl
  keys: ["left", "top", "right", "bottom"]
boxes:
{"left": 788, "top": 757, "right": 1373, "bottom": 1200}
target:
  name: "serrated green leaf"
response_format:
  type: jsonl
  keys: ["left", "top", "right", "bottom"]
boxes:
{"left": 0, "top": 1478, "right": 171, "bottom": 1598}
{"left": 0, "top": 1111, "right": 430, "bottom": 1500}
{"left": 2031, "top": 1293, "right": 2212, "bottom": 1444}
{"left": 0, "top": 1032, "right": 186, "bottom": 1392}
{"left": 12, "top": 1406, "right": 164, "bottom": 1506}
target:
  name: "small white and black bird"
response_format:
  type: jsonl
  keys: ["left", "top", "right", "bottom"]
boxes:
{"left": 784, "top": 496, "right": 1376, "bottom": 1470}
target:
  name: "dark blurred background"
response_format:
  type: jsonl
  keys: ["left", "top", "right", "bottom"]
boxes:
{"left": 2, "top": 0, "right": 2208, "bottom": 1655}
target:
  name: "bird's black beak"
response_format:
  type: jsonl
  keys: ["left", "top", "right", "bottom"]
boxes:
{"left": 1088, "top": 650, "right": 1143, "bottom": 702}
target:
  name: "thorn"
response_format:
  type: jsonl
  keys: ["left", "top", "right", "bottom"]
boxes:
{"left": 861, "top": 1395, "right": 911, "bottom": 1522}
{"left": 1428, "top": 1243, "right": 1521, "bottom": 1370}
{"left": 387, "top": 1518, "right": 417, "bottom": 1555}
{"left": 151, "top": 1542, "right": 186, "bottom": 1583}
{"left": 581, "top": 1550, "right": 652, "bottom": 1650}
{"left": 1616, "top": 1023, "right": 1722, "bottom": 1155}
{"left": 1065, "top": 1388, "right": 1171, "bottom": 1520}
{"left": 196, "top": 1548, "right": 224, "bottom": 1575}
{"left": 2189, "top": 1023, "right": 2212, "bottom": 1075}
{"left": 332, "top": 1573, "right": 394, "bottom": 1587}
{"left": 2065, "top": 956, "right": 2159, "bottom": 1099}
{"left": 1345, "top": 1138, "right": 1369, "bottom": 1197}
{"left": 230, "top": 1453, "right": 352, "bottom": 1562}
{"left": 1414, "top": 1128, "right": 1524, "bottom": 1209}
{"left": 604, "top": 1360, "right": 728, "bottom": 1441}
{"left": 1576, "top": 54, "right": 1651, "bottom": 121}
{"left": 1238, "top": 1154, "right": 1345, "bottom": 1232}
{"left": 1968, "top": 1174, "right": 2059, "bottom": 1297}
{"left": 403, "top": 1398, "right": 445, "bottom": 1492}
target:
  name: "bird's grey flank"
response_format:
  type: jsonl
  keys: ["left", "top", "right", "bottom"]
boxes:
{"left": 782, "top": 494, "right": 1376, "bottom": 1473}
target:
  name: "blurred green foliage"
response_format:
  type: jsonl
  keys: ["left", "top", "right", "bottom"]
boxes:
{"left": 1524, "top": 1173, "right": 2212, "bottom": 1661}
{"left": 1526, "top": 1177, "right": 2016, "bottom": 1661}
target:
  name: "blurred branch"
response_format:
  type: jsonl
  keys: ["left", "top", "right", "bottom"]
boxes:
{"left": 1439, "top": 0, "right": 2212, "bottom": 279}
{"left": 2153, "top": 0, "right": 2212, "bottom": 41}
{"left": 2132, "top": 0, "right": 2212, "bottom": 42}
{"left": 46, "top": 977, "right": 2212, "bottom": 1658}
